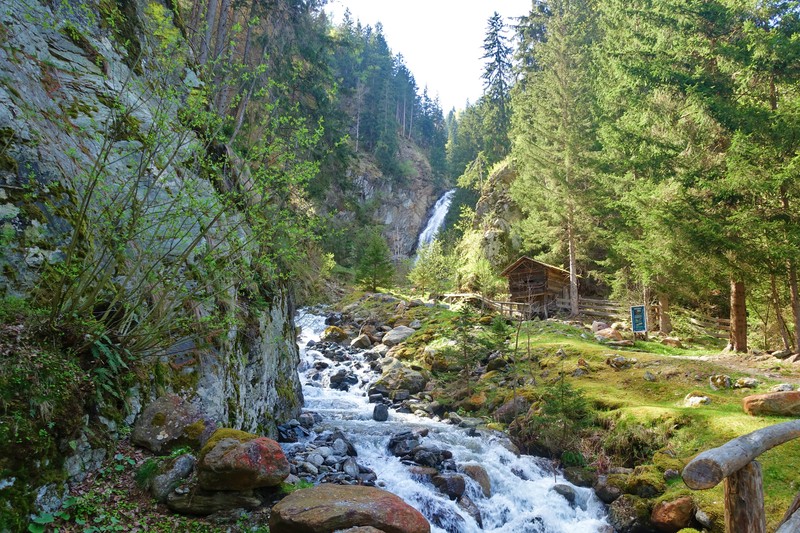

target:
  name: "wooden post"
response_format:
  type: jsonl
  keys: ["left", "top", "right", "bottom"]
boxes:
{"left": 724, "top": 461, "right": 766, "bottom": 533}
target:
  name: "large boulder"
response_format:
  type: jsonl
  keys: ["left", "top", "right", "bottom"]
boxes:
{"left": 197, "top": 429, "right": 289, "bottom": 490}
{"left": 650, "top": 496, "right": 694, "bottom": 532}
{"left": 269, "top": 484, "right": 430, "bottom": 533}
{"left": 370, "top": 363, "right": 429, "bottom": 396}
{"left": 132, "top": 394, "right": 215, "bottom": 454}
{"left": 743, "top": 391, "right": 800, "bottom": 417}
{"left": 382, "top": 326, "right": 416, "bottom": 347}
{"left": 461, "top": 464, "right": 491, "bottom": 497}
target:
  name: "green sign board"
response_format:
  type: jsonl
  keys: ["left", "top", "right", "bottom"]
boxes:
{"left": 631, "top": 305, "right": 647, "bottom": 333}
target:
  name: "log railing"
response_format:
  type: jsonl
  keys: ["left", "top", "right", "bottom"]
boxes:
{"left": 682, "top": 420, "right": 800, "bottom": 532}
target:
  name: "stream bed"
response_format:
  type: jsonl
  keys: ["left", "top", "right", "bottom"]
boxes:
{"left": 283, "top": 309, "right": 611, "bottom": 533}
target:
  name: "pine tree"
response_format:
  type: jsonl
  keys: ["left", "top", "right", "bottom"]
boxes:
{"left": 511, "top": 0, "right": 600, "bottom": 316}
{"left": 481, "top": 12, "right": 513, "bottom": 162}
{"left": 356, "top": 231, "right": 395, "bottom": 292}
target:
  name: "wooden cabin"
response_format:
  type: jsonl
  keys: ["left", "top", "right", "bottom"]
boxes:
{"left": 500, "top": 257, "right": 571, "bottom": 317}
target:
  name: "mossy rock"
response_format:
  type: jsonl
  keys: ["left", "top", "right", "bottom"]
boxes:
{"left": 132, "top": 394, "right": 215, "bottom": 454}
{"left": 460, "top": 391, "right": 487, "bottom": 412}
{"left": 198, "top": 428, "right": 258, "bottom": 462}
{"left": 625, "top": 465, "right": 666, "bottom": 498}
{"left": 321, "top": 325, "right": 348, "bottom": 343}
{"left": 563, "top": 466, "right": 597, "bottom": 488}
{"left": 609, "top": 494, "right": 652, "bottom": 532}
{"left": 652, "top": 449, "right": 685, "bottom": 473}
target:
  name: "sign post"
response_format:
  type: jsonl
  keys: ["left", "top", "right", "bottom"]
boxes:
{"left": 631, "top": 305, "right": 647, "bottom": 340}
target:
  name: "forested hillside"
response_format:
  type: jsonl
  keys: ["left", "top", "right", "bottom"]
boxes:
{"left": 441, "top": 0, "right": 800, "bottom": 355}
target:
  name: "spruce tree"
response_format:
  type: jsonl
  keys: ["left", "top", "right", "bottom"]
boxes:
{"left": 481, "top": 12, "right": 513, "bottom": 163}
{"left": 356, "top": 231, "right": 395, "bottom": 292}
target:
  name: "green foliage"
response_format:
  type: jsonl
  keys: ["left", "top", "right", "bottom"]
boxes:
{"left": 601, "top": 412, "right": 678, "bottom": 467}
{"left": 134, "top": 458, "right": 160, "bottom": 489}
{"left": 511, "top": 372, "right": 594, "bottom": 458}
{"left": 355, "top": 230, "right": 394, "bottom": 292}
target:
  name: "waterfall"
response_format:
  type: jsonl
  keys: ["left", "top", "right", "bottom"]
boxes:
{"left": 291, "top": 309, "right": 610, "bottom": 533}
{"left": 417, "top": 189, "right": 456, "bottom": 250}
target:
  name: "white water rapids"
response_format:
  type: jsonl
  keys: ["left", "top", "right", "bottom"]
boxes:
{"left": 416, "top": 189, "right": 456, "bottom": 250}
{"left": 291, "top": 310, "right": 610, "bottom": 533}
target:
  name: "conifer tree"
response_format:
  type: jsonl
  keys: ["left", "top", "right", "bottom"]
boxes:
{"left": 481, "top": 12, "right": 513, "bottom": 163}
{"left": 511, "top": 0, "right": 599, "bottom": 316}
{"left": 356, "top": 231, "right": 395, "bottom": 292}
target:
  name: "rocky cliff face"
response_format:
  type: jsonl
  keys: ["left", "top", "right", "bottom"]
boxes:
{"left": 333, "top": 137, "right": 439, "bottom": 258}
{"left": 472, "top": 161, "right": 521, "bottom": 268}
{"left": 0, "top": 0, "right": 301, "bottom": 494}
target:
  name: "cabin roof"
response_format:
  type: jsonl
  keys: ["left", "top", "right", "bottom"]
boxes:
{"left": 499, "top": 256, "right": 570, "bottom": 278}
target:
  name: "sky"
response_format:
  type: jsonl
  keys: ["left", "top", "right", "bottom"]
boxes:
{"left": 324, "top": 0, "right": 533, "bottom": 113}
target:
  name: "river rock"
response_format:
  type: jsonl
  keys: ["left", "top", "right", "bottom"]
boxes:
{"left": 351, "top": 334, "right": 372, "bottom": 349}
{"left": 151, "top": 454, "right": 196, "bottom": 503}
{"left": 771, "top": 383, "right": 794, "bottom": 392}
{"left": 167, "top": 486, "right": 261, "bottom": 515}
{"left": 432, "top": 473, "right": 466, "bottom": 500}
{"left": 322, "top": 326, "right": 348, "bottom": 343}
{"left": 743, "top": 391, "right": 800, "bottom": 416}
{"left": 458, "top": 495, "right": 483, "bottom": 528}
{"left": 412, "top": 447, "right": 452, "bottom": 469}
{"left": 563, "top": 466, "right": 596, "bottom": 488}
{"left": 551, "top": 484, "right": 577, "bottom": 507}
{"left": 592, "top": 321, "right": 610, "bottom": 332}
{"left": 709, "top": 374, "right": 731, "bottom": 390}
{"left": 339, "top": 528, "right": 387, "bottom": 533}
{"left": 370, "top": 364, "right": 429, "bottom": 396}
{"left": 650, "top": 496, "right": 694, "bottom": 532}
{"left": 594, "top": 474, "right": 625, "bottom": 504}
{"left": 197, "top": 429, "right": 289, "bottom": 490}
{"left": 382, "top": 326, "right": 416, "bottom": 347}
{"left": 608, "top": 494, "right": 652, "bottom": 533}
{"left": 388, "top": 431, "right": 420, "bottom": 457}
{"left": 373, "top": 403, "right": 389, "bottom": 422}
{"left": 461, "top": 464, "right": 491, "bottom": 497}
{"left": 132, "top": 394, "right": 215, "bottom": 454}
{"left": 269, "top": 484, "right": 430, "bottom": 533}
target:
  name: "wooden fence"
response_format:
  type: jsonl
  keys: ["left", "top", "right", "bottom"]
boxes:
{"left": 444, "top": 293, "right": 730, "bottom": 338}
{"left": 683, "top": 420, "right": 800, "bottom": 532}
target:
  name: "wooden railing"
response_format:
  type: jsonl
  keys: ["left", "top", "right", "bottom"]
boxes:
{"left": 442, "top": 293, "right": 535, "bottom": 318}
{"left": 682, "top": 420, "right": 800, "bottom": 532}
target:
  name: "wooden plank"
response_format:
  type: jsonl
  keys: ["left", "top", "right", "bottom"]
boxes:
{"left": 724, "top": 461, "right": 766, "bottom": 533}
{"left": 683, "top": 420, "right": 800, "bottom": 490}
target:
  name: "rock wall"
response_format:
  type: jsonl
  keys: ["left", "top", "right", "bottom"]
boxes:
{"left": 337, "top": 137, "right": 439, "bottom": 258}
{"left": 0, "top": 0, "right": 301, "bottom": 460}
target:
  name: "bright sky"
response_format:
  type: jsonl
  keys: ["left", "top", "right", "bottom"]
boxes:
{"left": 325, "top": 0, "right": 532, "bottom": 112}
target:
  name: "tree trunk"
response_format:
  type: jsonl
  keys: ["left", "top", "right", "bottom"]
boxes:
{"left": 658, "top": 292, "right": 672, "bottom": 334}
{"left": 567, "top": 210, "right": 579, "bottom": 317}
{"left": 213, "top": 0, "right": 230, "bottom": 61}
{"left": 730, "top": 278, "right": 748, "bottom": 353}
{"left": 199, "top": 0, "right": 219, "bottom": 65}
{"left": 790, "top": 263, "right": 800, "bottom": 352}
{"left": 724, "top": 461, "right": 766, "bottom": 533}
{"left": 771, "top": 274, "right": 792, "bottom": 351}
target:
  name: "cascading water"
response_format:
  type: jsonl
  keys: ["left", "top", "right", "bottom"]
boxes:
{"left": 292, "top": 310, "right": 610, "bottom": 533}
{"left": 417, "top": 189, "right": 456, "bottom": 250}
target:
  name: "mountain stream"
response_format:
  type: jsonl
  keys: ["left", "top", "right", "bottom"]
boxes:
{"left": 288, "top": 310, "right": 610, "bottom": 533}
